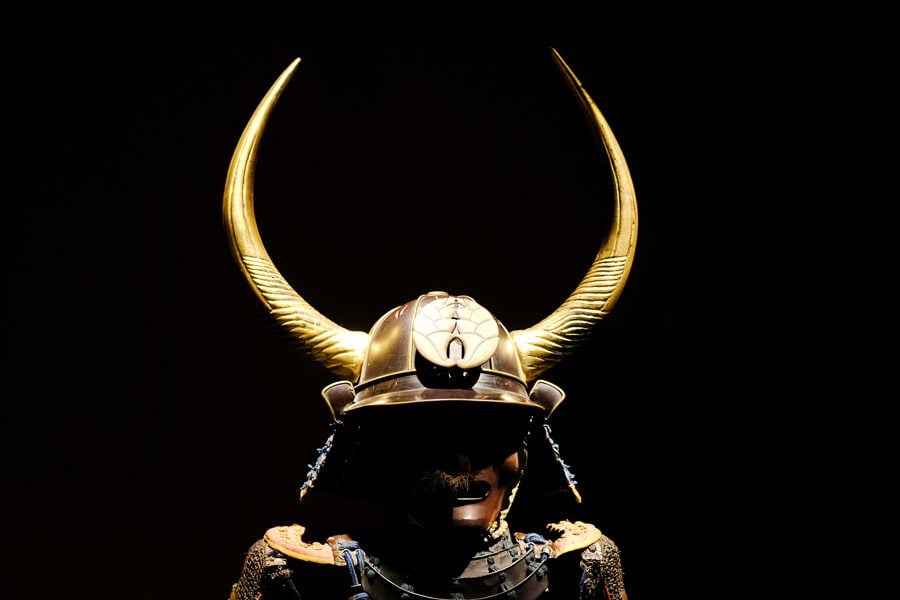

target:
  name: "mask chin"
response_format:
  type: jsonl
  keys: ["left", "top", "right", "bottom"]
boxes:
{"left": 448, "top": 489, "right": 504, "bottom": 531}
{"left": 405, "top": 448, "right": 523, "bottom": 534}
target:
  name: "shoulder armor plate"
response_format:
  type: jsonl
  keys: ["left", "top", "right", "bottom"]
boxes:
{"left": 264, "top": 524, "right": 354, "bottom": 565}
{"left": 515, "top": 519, "right": 604, "bottom": 558}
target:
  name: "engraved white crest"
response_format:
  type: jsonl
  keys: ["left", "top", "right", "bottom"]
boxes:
{"left": 413, "top": 296, "right": 500, "bottom": 369}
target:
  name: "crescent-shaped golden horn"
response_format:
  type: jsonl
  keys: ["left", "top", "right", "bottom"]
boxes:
{"left": 511, "top": 48, "right": 638, "bottom": 383}
{"left": 223, "top": 57, "right": 370, "bottom": 380}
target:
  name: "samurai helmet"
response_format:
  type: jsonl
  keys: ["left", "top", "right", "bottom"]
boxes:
{"left": 223, "top": 49, "right": 637, "bottom": 532}
{"left": 320, "top": 291, "right": 551, "bottom": 421}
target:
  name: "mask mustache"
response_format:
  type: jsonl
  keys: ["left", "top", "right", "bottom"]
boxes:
{"left": 415, "top": 469, "right": 479, "bottom": 498}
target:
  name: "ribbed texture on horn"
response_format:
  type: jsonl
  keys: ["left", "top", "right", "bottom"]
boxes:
{"left": 223, "top": 58, "right": 369, "bottom": 380}
{"left": 511, "top": 49, "right": 638, "bottom": 383}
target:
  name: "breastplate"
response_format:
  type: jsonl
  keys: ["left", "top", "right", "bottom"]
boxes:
{"left": 358, "top": 530, "right": 550, "bottom": 600}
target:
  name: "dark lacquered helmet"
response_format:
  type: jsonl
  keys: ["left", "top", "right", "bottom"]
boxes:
{"left": 319, "top": 291, "right": 555, "bottom": 422}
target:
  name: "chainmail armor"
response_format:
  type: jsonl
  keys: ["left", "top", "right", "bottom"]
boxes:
{"left": 578, "top": 534, "right": 626, "bottom": 600}
{"left": 230, "top": 539, "right": 302, "bottom": 600}
{"left": 230, "top": 539, "right": 267, "bottom": 600}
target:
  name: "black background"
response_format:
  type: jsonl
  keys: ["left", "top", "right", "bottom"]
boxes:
{"left": 1, "top": 7, "right": 894, "bottom": 600}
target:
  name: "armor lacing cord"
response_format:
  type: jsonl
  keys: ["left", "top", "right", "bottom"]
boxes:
{"left": 542, "top": 423, "right": 582, "bottom": 503}
{"left": 522, "top": 534, "right": 551, "bottom": 562}
{"left": 300, "top": 430, "right": 336, "bottom": 499}
{"left": 361, "top": 539, "right": 551, "bottom": 600}
{"left": 339, "top": 540, "right": 371, "bottom": 600}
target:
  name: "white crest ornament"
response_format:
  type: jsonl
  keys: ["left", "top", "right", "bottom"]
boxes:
{"left": 412, "top": 296, "right": 500, "bottom": 369}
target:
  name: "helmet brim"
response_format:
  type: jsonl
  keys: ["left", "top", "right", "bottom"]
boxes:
{"left": 342, "top": 372, "right": 545, "bottom": 417}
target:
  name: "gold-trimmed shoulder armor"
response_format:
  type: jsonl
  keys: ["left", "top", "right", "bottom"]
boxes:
{"left": 263, "top": 523, "right": 354, "bottom": 566}
{"left": 515, "top": 519, "right": 603, "bottom": 558}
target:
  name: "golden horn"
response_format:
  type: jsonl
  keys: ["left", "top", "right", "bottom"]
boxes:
{"left": 223, "top": 58, "right": 369, "bottom": 380}
{"left": 511, "top": 48, "right": 638, "bottom": 383}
